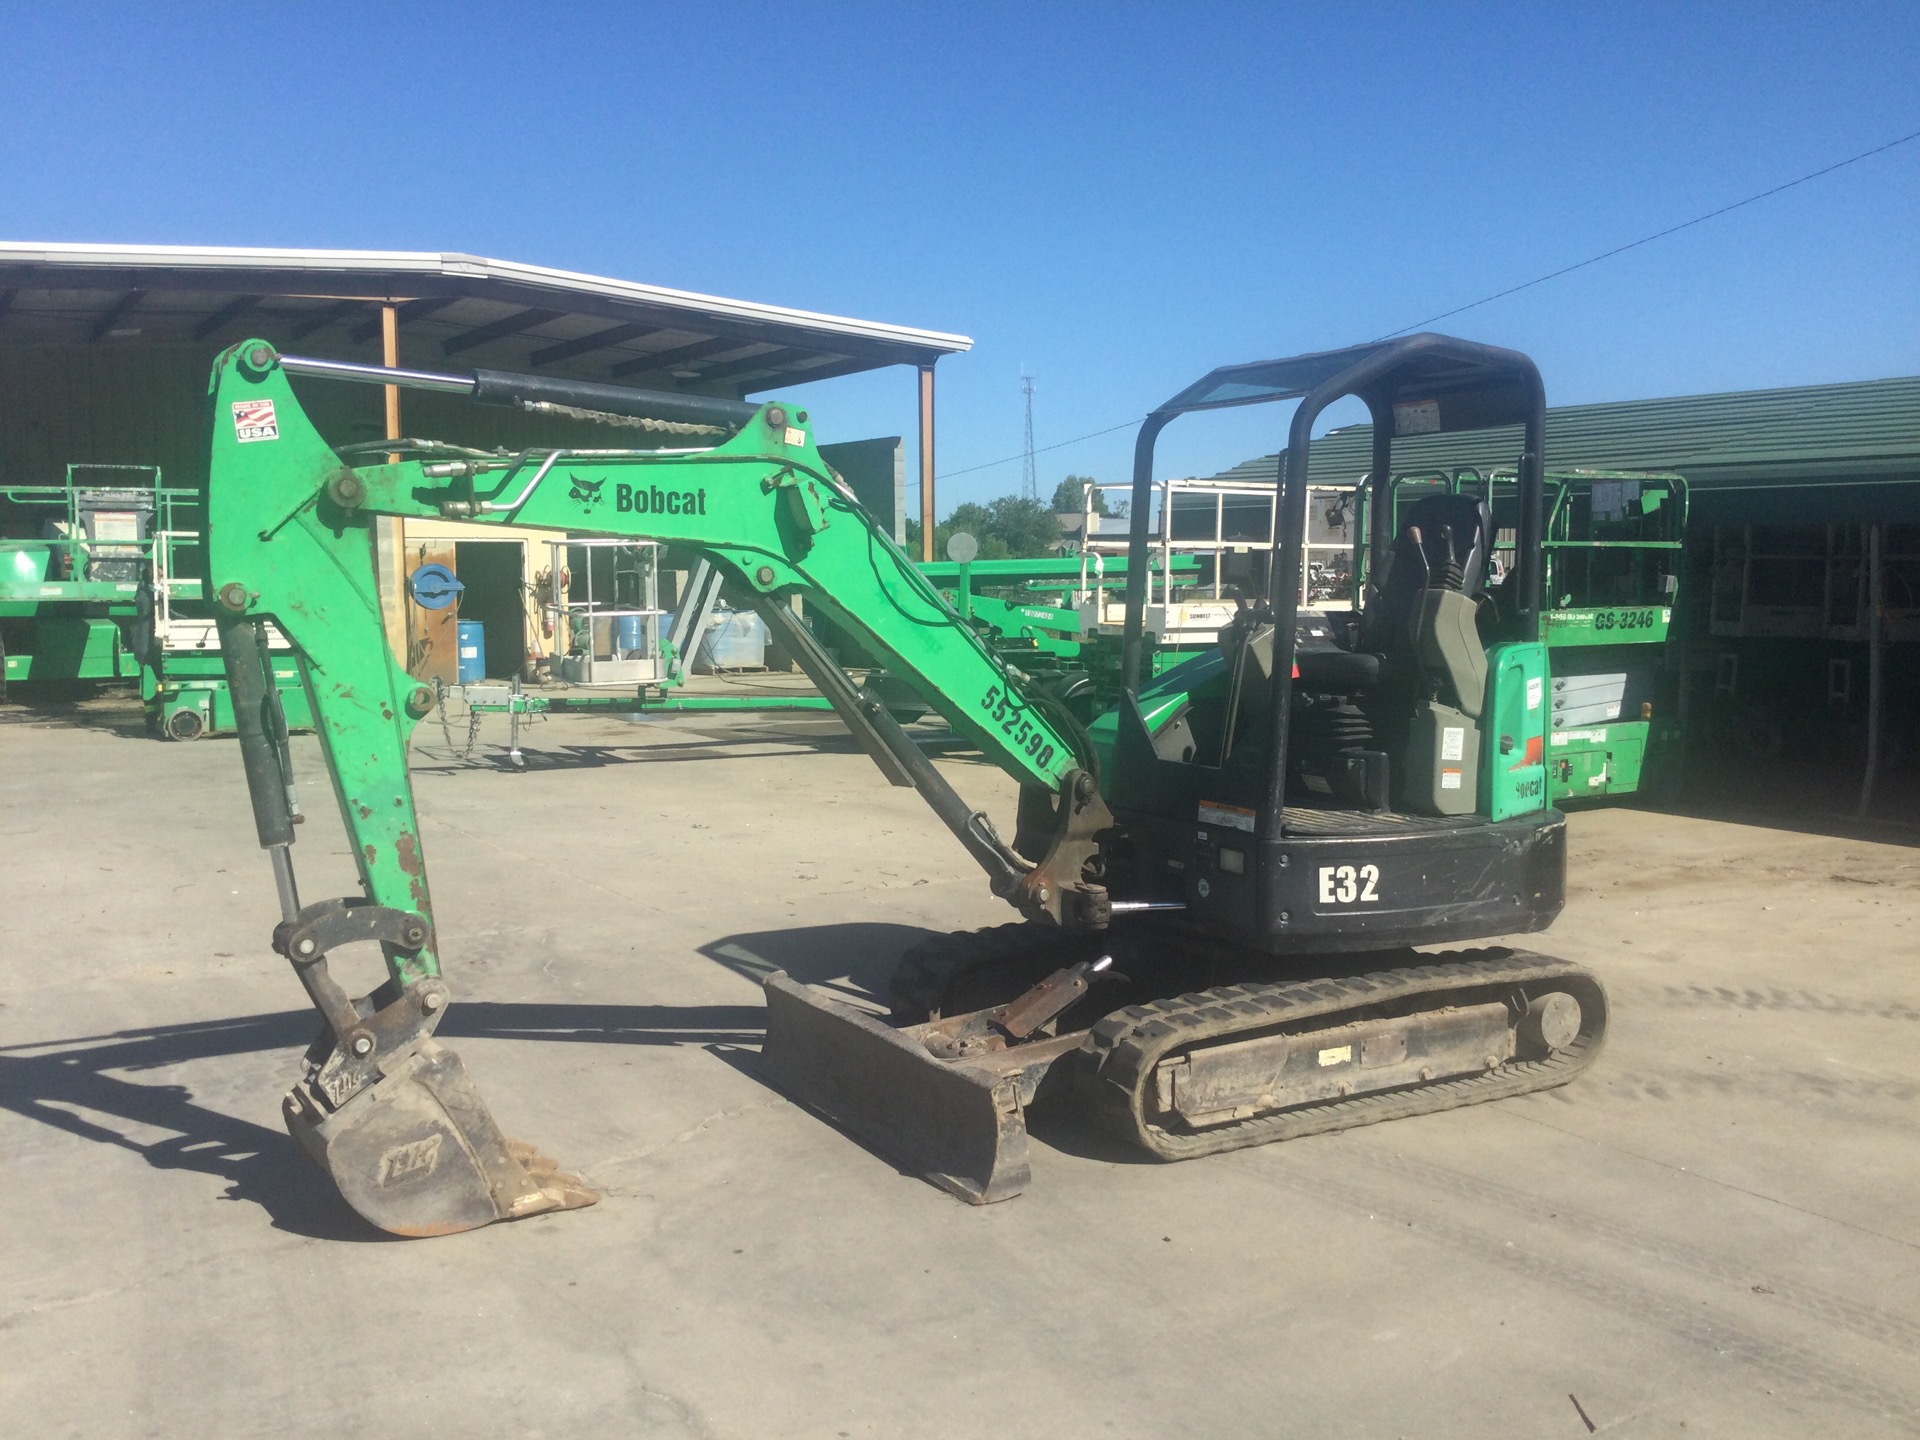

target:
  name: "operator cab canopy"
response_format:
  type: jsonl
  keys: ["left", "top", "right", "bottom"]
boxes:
{"left": 1148, "top": 333, "right": 1540, "bottom": 434}
{"left": 1122, "top": 332, "right": 1548, "bottom": 699}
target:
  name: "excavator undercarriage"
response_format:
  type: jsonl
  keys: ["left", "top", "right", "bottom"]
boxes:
{"left": 767, "top": 921, "right": 1604, "bottom": 1204}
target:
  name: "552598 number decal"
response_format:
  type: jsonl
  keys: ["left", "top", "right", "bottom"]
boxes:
{"left": 980, "top": 684, "right": 1056, "bottom": 769}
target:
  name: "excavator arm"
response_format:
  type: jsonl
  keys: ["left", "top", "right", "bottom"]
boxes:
{"left": 201, "top": 340, "right": 1114, "bottom": 1234}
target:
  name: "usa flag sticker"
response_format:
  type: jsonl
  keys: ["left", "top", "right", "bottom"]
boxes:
{"left": 232, "top": 398, "right": 280, "bottom": 443}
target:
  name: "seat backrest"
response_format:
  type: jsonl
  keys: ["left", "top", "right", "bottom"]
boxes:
{"left": 1360, "top": 492, "right": 1494, "bottom": 653}
{"left": 1401, "top": 492, "right": 1493, "bottom": 595}
{"left": 1415, "top": 588, "right": 1488, "bottom": 718}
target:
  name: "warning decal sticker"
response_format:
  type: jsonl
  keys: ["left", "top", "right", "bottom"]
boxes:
{"left": 1392, "top": 398, "right": 1440, "bottom": 436}
{"left": 232, "top": 399, "right": 280, "bottom": 443}
{"left": 1198, "top": 801, "right": 1257, "bottom": 833}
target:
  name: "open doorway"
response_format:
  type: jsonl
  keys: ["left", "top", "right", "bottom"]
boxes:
{"left": 454, "top": 541, "right": 526, "bottom": 680}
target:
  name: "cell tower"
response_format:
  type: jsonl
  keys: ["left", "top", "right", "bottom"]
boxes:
{"left": 1020, "top": 371, "right": 1037, "bottom": 501}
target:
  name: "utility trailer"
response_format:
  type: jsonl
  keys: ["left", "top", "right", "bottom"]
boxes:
{"left": 0, "top": 463, "right": 311, "bottom": 739}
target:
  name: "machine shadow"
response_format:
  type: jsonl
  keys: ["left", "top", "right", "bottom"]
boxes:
{"left": 0, "top": 1011, "right": 386, "bottom": 1242}
{"left": 0, "top": 693, "right": 152, "bottom": 739}
{"left": 4, "top": 934, "right": 1156, "bottom": 1230}
{"left": 697, "top": 920, "right": 945, "bottom": 1003}
{"left": 1654, "top": 786, "right": 1920, "bottom": 849}
{"left": 0, "top": 997, "right": 769, "bottom": 1240}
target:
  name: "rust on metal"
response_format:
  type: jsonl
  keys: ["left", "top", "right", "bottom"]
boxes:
{"left": 393, "top": 829, "right": 429, "bottom": 910}
{"left": 394, "top": 831, "right": 423, "bottom": 876}
{"left": 987, "top": 956, "right": 1108, "bottom": 1040}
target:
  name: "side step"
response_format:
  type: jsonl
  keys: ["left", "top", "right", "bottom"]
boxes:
{"left": 759, "top": 973, "right": 1077, "bottom": 1204}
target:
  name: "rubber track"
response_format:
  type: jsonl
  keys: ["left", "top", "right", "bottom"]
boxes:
{"left": 1080, "top": 947, "right": 1608, "bottom": 1160}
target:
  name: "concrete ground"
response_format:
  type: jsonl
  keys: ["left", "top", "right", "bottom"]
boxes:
{"left": 3, "top": 696, "right": 1917, "bottom": 1439}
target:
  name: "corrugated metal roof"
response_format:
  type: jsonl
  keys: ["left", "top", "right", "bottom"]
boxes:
{"left": 1205, "top": 375, "right": 1920, "bottom": 524}
{"left": 0, "top": 241, "right": 971, "bottom": 394}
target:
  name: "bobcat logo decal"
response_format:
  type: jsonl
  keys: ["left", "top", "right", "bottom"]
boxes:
{"left": 568, "top": 474, "right": 607, "bottom": 512}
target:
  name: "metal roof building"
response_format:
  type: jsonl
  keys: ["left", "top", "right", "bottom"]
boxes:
{"left": 0, "top": 242, "right": 971, "bottom": 543}
{"left": 1206, "top": 375, "right": 1920, "bottom": 525}
{"left": 0, "top": 242, "right": 969, "bottom": 388}
{"left": 0, "top": 242, "right": 974, "bottom": 688}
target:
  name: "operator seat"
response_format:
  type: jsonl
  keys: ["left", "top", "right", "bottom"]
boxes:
{"left": 1351, "top": 493, "right": 1496, "bottom": 814}
{"left": 1360, "top": 492, "right": 1493, "bottom": 654}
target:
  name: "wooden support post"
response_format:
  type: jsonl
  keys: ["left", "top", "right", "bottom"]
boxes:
{"left": 918, "top": 362, "right": 936, "bottom": 562}
{"left": 374, "top": 303, "right": 410, "bottom": 665}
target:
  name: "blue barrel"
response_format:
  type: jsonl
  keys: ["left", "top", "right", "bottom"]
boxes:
{"left": 456, "top": 620, "right": 486, "bottom": 683}
{"left": 613, "top": 614, "right": 648, "bottom": 657}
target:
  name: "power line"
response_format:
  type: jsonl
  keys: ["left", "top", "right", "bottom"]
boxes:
{"left": 936, "top": 419, "right": 1137, "bottom": 481}
{"left": 1020, "top": 371, "right": 1038, "bottom": 499}
{"left": 1375, "top": 123, "right": 1920, "bottom": 339}
{"left": 933, "top": 123, "right": 1920, "bottom": 484}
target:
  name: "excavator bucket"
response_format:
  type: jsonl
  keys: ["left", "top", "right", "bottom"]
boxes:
{"left": 759, "top": 973, "right": 1078, "bottom": 1204}
{"left": 283, "top": 1040, "right": 596, "bottom": 1237}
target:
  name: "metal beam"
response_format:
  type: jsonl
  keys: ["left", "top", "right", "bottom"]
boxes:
{"left": 608, "top": 335, "right": 745, "bottom": 379}
{"left": 440, "top": 306, "right": 563, "bottom": 357}
{"left": 695, "top": 345, "right": 823, "bottom": 383}
{"left": 192, "top": 293, "right": 263, "bottom": 340}
{"left": 530, "top": 321, "right": 663, "bottom": 367}
{"left": 290, "top": 298, "right": 374, "bottom": 340}
{"left": 88, "top": 288, "right": 146, "bottom": 341}
{"left": 919, "top": 363, "right": 937, "bottom": 561}
{"left": 349, "top": 295, "right": 457, "bottom": 343}
{"left": 741, "top": 353, "right": 887, "bottom": 393}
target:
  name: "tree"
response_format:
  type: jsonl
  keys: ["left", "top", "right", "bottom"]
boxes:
{"left": 909, "top": 494, "right": 1065, "bottom": 561}
{"left": 1051, "top": 475, "right": 1127, "bottom": 519}
{"left": 980, "top": 495, "right": 1063, "bottom": 557}
{"left": 942, "top": 501, "right": 1007, "bottom": 560}
{"left": 1053, "top": 475, "right": 1102, "bottom": 514}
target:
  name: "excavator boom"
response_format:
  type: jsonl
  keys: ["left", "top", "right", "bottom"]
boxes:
{"left": 202, "top": 340, "right": 1111, "bottom": 1233}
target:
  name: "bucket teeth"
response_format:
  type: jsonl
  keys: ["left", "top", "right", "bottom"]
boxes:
{"left": 505, "top": 1142, "right": 598, "bottom": 1212}
{"left": 285, "top": 1039, "right": 596, "bottom": 1236}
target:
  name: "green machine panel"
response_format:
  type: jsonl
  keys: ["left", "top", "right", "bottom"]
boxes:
{"left": 1548, "top": 721, "right": 1648, "bottom": 802}
{"left": 1482, "top": 641, "right": 1551, "bottom": 822}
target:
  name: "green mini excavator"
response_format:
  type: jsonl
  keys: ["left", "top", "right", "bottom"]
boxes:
{"left": 202, "top": 332, "right": 1605, "bottom": 1236}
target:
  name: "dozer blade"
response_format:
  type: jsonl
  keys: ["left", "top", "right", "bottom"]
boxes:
{"left": 760, "top": 973, "right": 1078, "bottom": 1204}
{"left": 284, "top": 1039, "right": 596, "bottom": 1237}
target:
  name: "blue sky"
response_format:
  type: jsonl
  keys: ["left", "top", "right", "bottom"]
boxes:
{"left": 3, "top": 2, "right": 1916, "bottom": 511}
